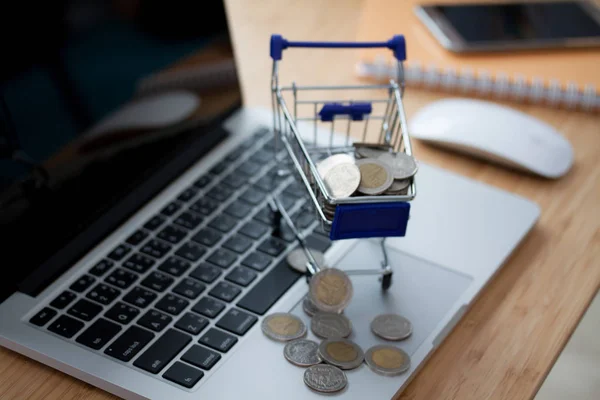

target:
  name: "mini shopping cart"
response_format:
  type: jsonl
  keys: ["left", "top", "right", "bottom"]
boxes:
{"left": 268, "top": 34, "right": 416, "bottom": 290}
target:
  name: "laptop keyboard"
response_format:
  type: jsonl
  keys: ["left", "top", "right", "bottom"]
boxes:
{"left": 27, "top": 127, "right": 333, "bottom": 390}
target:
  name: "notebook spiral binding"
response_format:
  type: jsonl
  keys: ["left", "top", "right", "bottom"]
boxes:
{"left": 356, "top": 57, "right": 600, "bottom": 113}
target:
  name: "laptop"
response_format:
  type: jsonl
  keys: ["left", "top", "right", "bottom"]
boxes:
{"left": 0, "top": 2, "right": 540, "bottom": 399}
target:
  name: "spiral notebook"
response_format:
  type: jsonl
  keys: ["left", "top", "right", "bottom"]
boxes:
{"left": 354, "top": 0, "right": 600, "bottom": 112}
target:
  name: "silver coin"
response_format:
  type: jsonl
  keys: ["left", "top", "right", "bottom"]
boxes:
{"left": 261, "top": 312, "right": 307, "bottom": 342}
{"left": 284, "top": 339, "right": 322, "bottom": 367}
{"left": 370, "top": 313, "right": 413, "bottom": 340}
{"left": 322, "top": 163, "right": 361, "bottom": 199}
{"left": 378, "top": 152, "right": 418, "bottom": 180}
{"left": 286, "top": 248, "right": 325, "bottom": 273}
{"left": 318, "top": 338, "right": 364, "bottom": 370}
{"left": 311, "top": 312, "right": 352, "bottom": 339}
{"left": 303, "top": 364, "right": 347, "bottom": 393}
{"left": 316, "top": 154, "right": 355, "bottom": 179}
{"left": 355, "top": 146, "right": 391, "bottom": 160}
{"left": 385, "top": 178, "right": 411, "bottom": 193}
{"left": 364, "top": 345, "right": 411, "bottom": 376}
{"left": 303, "top": 296, "right": 320, "bottom": 317}
{"left": 355, "top": 158, "right": 394, "bottom": 195}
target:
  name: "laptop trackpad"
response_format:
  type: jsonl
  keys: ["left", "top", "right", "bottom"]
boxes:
{"left": 290, "top": 239, "right": 473, "bottom": 356}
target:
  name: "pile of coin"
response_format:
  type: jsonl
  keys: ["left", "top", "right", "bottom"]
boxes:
{"left": 314, "top": 143, "right": 417, "bottom": 220}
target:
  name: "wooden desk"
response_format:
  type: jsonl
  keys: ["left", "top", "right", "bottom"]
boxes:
{"left": 1, "top": 1, "right": 598, "bottom": 399}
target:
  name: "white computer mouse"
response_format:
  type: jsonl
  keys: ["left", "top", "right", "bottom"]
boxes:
{"left": 408, "top": 98, "right": 574, "bottom": 179}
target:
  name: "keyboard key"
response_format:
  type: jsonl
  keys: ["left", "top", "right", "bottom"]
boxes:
{"left": 199, "top": 328, "right": 237, "bottom": 352}
{"left": 237, "top": 258, "right": 302, "bottom": 315}
{"left": 138, "top": 309, "right": 172, "bottom": 332}
{"left": 181, "top": 345, "right": 221, "bottom": 370}
{"left": 70, "top": 275, "right": 96, "bottom": 293}
{"left": 155, "top": 294, "right": 189, "bottom": 316}
{"left": 29, "top": 307, "right": 57, "bottom": 327}
{"left": 158, "top": 256, "right": 191, "bottom": 277}
{"left": 105, "top": 268, "right": 138, "bottom": 289}
{"left": 222, "top": 234, "right": 252, "bottom": 254}
{"left": 75, "top": 318, "right": 121, "bottom": 350}
{"left": 133, "top": 328, "right": 191, "bottom": 374}
{"left": 89, "top": 259, "right": 114, "bottom": 277}
{"left": 107, "top": 244, "right": 131, "bottom": 261}
{"left": 241, "top": 252, "right": 272, "bottom": 272}
{"left": 206, "top": 248, "right": 237, "bottom": 269}
{"left": 48, "top": 315, "right": 84, "bottom": 338}
{"left": 123, "top": 253, "right": 155, "bottom": 274}
{"left": 125, "top": 229, "right": 149, "bottom": 246}
{"left": 239, "top": 220, "right": 269, "bottom": 240}
{"left": 209, "top": 282, "right": 242, "bottom": 303}
{"left": 105, "top": 302, "right": 140, "bottom": 324}
{"left": 225, "top": 267, "right": 257, "bottom": 287}
{"left": 175, "top": 241, "right": 207, "bottom": 262}
{"left": 206, "top": 184, "right": 234, "bottom": 202}
{"left": 225, "top": 146, "right": 245, "bottom": 162}
{"left": 291, "top": 209, "right": 315, "bottom": 229}
{"left": 144, "top": 215, "right": 166, "bottom": 231}
{"left": 104, "top": 326, "right": 154, "bottom": 362}
{"left": 67, "top": 299, "right": 103, "bottom": 321}
{"left": 157, "top": 224, "right": 188, "bottom": 245}
{"left": 216, "top": 308, "right": 258, "bottom": 336}
{"left": 249, "top": 149, "right": 273, "bottom": 164}
{"left": 190, "top": 197, "right": 219, "bottom": 216}
{"left": 192, "top": 297, "right": 225, "bottom": 319}
{"left": 305, "top": 234, "right": 332, "bottom": 253}
{"left": 193, "top": 175, "right": 212, "bottom": 189}
{"left": 276, "top": 223, "right": 296, "bottom": 243}
{"left": 209, "top": 160, "right": 229, "bottom": 176}
{"left": 254, "top": 170, "right": 287, "bottom": 191}
{"left": 222, "top": 173, "right": 248, "bottom": 190}
{"left": 141, "top": 271, "right": 174, "bottom": 292}
{"left": 163, "top": 361, "right": 203, "bottom": 388}
{"left": 208, "top": 214, "right": 237, "bottom": 233}
{"left": 160, "top": 201, "right": 181, "bottom": 217}
{"left": 223, "top": 200, "right": 252, "bottom": 219}
{"left": 257, "top": 236, "right": 287, "bottom": 257}
{"left": 192, "top": 228, "right": 222, "bottom": 247}
{"left": 86, "top": 284, "right": 121, "bottom": 305}
{"left": 253, "top": 206, "right": 275, "bottom": 225}
{"left": 175, "top": 313, "right": 208, "bottom": 335}
{"left": 190, "top": 263, "right": 221, "bottom": 284}
{"left": 123, "top": 286, "right": 157, "bottom": 309}
{"left": 173, "top": 278, "right": 206, "bottom": 300}
{"left": 240, "top": 187, "right": 267, "bottom": 206}
{"left": 177, "top": 187, "right": 198, "bottom": 203}
{"left": 284, "top": 181, "right": 305, "bottom": 197}
{"left": 50, "top": 290, "right": 77, "bottom": 309}
{"left": 236, "top": 160, "right": 261, "bottom": 177}
{"left": 279, "top": 193, "right": 296, "bottom": 210}
{"left": 173, "top": 211, "right": 203, "bottom": 230}
{"left": 140, "top": 239, "right": 172, "bottom": 259}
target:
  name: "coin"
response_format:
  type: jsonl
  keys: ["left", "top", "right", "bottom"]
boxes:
{"left": 286, "top": 248, "right": 325, "bottom": 273}
{"left": 354, "top": 145, "right": 391, "bottom": 160}
{"left": 311, "top": 312, "right": 352, "bottom": 339}
{"left": 378, "top": 152, "right": 418, "bottom": 180}
{"left": 284, "top": 339, "right": 322, "bottom": 367}
{"left": 303, "top": 364, "right": 347, "bottom": 393}
{"left": 303, "top": 296, "right": 320, "bottom": 317}
{"left": 355, "top": 158, "right": 393, "bottom": 195}
{"left": 385, "top": 178, "right": 411, "bottom": 194}
{"left": 322, "top": 163, "right": 360, "bottom": 199}
{"left": 370, "top": 313, "right": 413, "bottom": 341}
{"left": 316, "top": 154, "right": 355, "bottom": 179}
{"left": 309, "top": 268, "right": 353, "bottom": 313}
{"left": 318, "top": 338, "right": 364, "bottom": 370}
{"left": 261, "top": 312, "right": 307, "bottom": 342}
{"left": 364, "top": 345, "right": 410, "bottom": 376}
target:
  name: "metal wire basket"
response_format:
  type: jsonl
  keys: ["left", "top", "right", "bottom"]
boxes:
{"left": 270, "top": 34, "right": 417, "bottom": 241}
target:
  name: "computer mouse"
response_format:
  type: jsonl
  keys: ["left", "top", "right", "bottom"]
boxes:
{"left": 408, "top": 98, "right": 574, "bottom": 179}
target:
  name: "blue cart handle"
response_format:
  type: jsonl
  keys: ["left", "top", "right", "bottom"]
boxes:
{"left": 270, "top": 34, "right": 406, "bottom": 61}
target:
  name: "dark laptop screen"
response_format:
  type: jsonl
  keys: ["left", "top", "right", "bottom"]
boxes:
{"left": 0, "top": 1, "right": 242, "bottom": 300}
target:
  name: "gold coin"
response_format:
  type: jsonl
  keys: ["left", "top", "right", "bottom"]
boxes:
{"left": 355, "top": 159, "right": 393, "bottom": 195}
{"left": 261, "top": 313, "right": 307, "bottom": 341}
{"left": 372, "top": 347, "right": 405, "bottom": 369}
{"left": 268, "top": 315, "right": 300, "bottom": 336}
{"left": 326, "top": 341, "right": 358, "bottom": 362}
{"left": 309, "top": 268, "right": 353, "bottom": 313}
{"left": 315, "top": 274, "right": 348, "bottom": 306}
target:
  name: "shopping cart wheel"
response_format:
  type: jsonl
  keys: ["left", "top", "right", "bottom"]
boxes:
{"left": 381, "top": 270, "right": 392, "bottom": 291}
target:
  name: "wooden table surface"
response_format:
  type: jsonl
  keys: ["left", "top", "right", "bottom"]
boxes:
{"left": 1, "top": 1, "right": 599, "bottom": 399}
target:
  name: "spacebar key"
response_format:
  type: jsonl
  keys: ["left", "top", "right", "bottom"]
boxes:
{"left": 237, "top": 257, "right": 302, "bottom": 315}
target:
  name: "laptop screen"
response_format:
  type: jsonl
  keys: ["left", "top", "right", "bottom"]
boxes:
{"left": 0, "top": 1, "right": 242, "bottom": 300}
